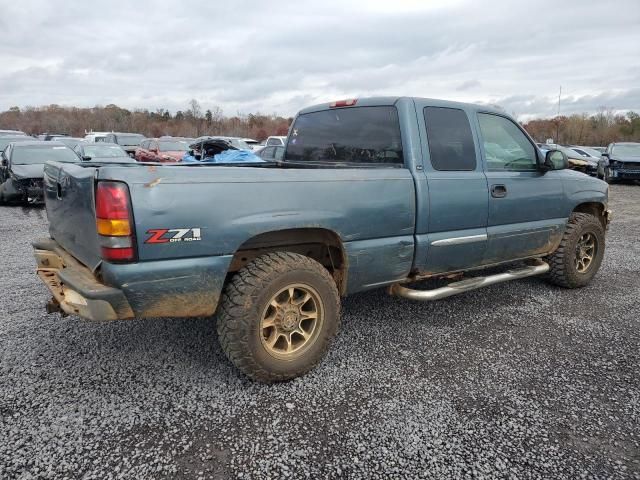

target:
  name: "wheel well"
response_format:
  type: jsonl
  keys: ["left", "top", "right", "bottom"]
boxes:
{"left": 573, "top": 202, "right": 607, "bottom": 228}
{"left": 229, "top": 228, "right": 347, "bottom": 294}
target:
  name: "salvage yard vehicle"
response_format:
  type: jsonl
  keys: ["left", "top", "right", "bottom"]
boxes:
{"left": 83, "top": 131, "right": 110, "bottom": 143}
{"left": 0, "top": 141, "right": 78, "bottom": 204}
{"left": 601, "top": 142, "right": 640, "bottom": 183}
{"left": 33, "top": 97, "right": 610, "bottom": 382}
{"left": 190, "top": 136, "right": 254, "bottom": 151}
{"left": 255, "top": 145, "right": 285, "bottom": 161}
{"left": 55, "top": 137, "right": 85, "bottom": 149}
{"left": 570, "top": 146, "right": 603, "bottom": 160}
{"left": 0, "top": 135, "right": 32, "bottom": 152}
{"left": 0, "top": 129, "right": 27, "bottom": 136}
{"left": 135, "top": 138, "right": 191, "bottom": 162}
{"left": 539, "top": 144, "right": 601, "bottom": 177}
{"left": 74, "top": 142, "right": 135, "bottom": 163}
{"left": 242, "top": 138, "right": 260, "bottom": 150}
{"left": 265, "top": 135, "right": 287, "bottom": 147}
{"left": 182, "top": 138, "right": 263, "bottom": 163}
{"left": 38, "top": 133, "right": 69, "bottom": 141}
{"left": 103, "top": 132, "right": 146, "bottom": 157}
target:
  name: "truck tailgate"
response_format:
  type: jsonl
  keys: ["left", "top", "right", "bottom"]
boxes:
{"left": 44, "top": 162, "right": 103, "bottom": 271}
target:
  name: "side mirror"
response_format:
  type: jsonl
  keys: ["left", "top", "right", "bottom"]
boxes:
{"left": 1, "top": 158, "right": 7, "bottom": 167}
{"left": 82, "top": 155, "right": 92, "bottom": 161}
{"left": 151, "top": 148, "right": 158, "bottom": 154}
{"left": 601, "top": 152, "right": 609, "bottom": 158}
{"left": 543, "top": 149, "right": 568, "bottom": 171}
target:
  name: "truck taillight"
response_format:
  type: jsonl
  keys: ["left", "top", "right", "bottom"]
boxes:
{"left": 95, "top": 181, "right": 136, "bottom": 263}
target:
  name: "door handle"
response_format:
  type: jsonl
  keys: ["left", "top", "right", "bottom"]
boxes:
{"left": 491, "top": 184, "right": 507, "bottom": 198}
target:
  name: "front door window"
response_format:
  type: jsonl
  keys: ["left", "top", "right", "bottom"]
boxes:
{"left": 478, "top": 113, "right": 537, "bottom": 171}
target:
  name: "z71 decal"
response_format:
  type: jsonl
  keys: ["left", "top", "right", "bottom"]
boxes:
{"left": 145, "top": 228, "right": 202, "bottom": 244}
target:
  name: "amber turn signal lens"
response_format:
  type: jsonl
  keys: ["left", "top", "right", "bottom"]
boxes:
{"left": 96, "top": 218, "right": 131, "bottom": 236}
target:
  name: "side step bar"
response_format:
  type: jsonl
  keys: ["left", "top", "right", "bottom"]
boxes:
{"left": 389, "top": 260, "right": 550, "bottom": 301}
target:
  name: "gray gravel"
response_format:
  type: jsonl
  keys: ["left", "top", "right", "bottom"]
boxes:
{"left": 1, "top": 185, "right": 639, "bottom": 479}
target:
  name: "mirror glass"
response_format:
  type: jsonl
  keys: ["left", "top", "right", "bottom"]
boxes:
{"left": 546, "top": 150, "right": 567, "bottom": 170}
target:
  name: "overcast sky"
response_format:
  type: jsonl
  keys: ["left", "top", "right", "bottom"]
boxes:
{"left": 0, "top": 0, "right": 639, "bottom": 120}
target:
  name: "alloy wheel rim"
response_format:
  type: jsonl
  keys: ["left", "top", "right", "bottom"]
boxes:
{"left": 575, "top": 232, "right": 597, "bottom": 273}
{"left": 260, "top": 284, "right": 323, "bottom": 359}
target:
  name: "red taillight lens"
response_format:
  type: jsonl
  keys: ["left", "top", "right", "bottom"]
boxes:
{"left": 96, "top": 182, "right": 130, "bottom": 219}
{"left": 330, "top": 99, "right": 357, "bottom": 108}
{"left": 101, "top": 246, "right": 135, "bottom": 261}
{"left": 95, "top": 181, "right": 136, "bottom": 263}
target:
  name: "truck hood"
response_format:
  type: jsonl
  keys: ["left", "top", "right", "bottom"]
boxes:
{"left": 10, "top": 163, "right": 45, "bottom": 179}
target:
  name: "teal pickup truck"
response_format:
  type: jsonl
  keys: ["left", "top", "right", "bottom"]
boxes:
{"left": 33, "top": 97, "right": 610, "bottom": 382}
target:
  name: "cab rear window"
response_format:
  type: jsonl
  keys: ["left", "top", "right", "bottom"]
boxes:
{"left": 285, "top": 106, "right": 403, "bottom": 166}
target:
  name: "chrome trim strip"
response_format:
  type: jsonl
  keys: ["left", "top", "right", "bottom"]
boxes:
{"left": 431, "top": 234, "right": 488, "bottom": 246}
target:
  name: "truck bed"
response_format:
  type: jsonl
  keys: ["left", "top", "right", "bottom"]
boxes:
{"left": 43, "top": 161, "right": 417, "bottom": 306}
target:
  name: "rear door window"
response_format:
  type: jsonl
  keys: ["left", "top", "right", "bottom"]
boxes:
{"left": 285, "top": 106, "right": 404, "bottom": 166}
{"left": 423, "top": 107, "right": 476, "bottom": 171}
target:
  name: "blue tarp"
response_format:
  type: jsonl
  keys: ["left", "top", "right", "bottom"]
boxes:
{"left": 182, "top": 150, "right": 264, "bottom": 163}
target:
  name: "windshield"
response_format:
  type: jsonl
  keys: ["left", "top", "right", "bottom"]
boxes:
{"left": 116, "top": 135, "right": 144, "bottom": 146}
{"left": 228, "top": 139, "right": 251, "bottom": 150}
{"left": 83, "top": 144, "right": 128, "bottom": 158}
{"left": 158, "top": 141, "right": 190, "bottom": 152}
{"left": 12, "top": 145, "right": 78, "bottom": 164}
{"left": 612, "top": 144, "right": 640, "bottom": 157}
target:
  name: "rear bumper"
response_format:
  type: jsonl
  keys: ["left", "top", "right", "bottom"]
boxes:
{"left": 33, "top": 238, "right": 234, "bottom": 320}
{"left": 33, "top": 238, "right": 135, "bottom": 320}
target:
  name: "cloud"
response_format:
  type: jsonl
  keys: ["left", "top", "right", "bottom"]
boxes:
{"left": 0, "top": 0, "right": 639, "bottom": 118}
{"left": 456, "top": 80, "right": 481, "bottom": 91}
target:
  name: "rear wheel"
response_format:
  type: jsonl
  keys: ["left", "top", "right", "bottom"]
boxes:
{"left": 216, "top": 252, "right": 340, "bottom": 382}
{"left": 546, "top": 212, "right": 605, "bottom": 288}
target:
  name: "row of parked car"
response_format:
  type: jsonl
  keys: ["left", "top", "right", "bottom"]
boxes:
{"left": 2, "top": 122, "right": 640, "bottom": 206}
{"left": 0, "top": 130, "right": 290, "bottom": 204}
{"left": 536, "top": 142, "right": 640, "bottom": 183}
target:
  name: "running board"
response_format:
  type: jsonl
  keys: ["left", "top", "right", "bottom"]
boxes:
{"left": 389, "top": 260, "right": 550, "bottom": 301}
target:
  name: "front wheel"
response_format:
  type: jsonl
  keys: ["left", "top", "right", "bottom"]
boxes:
{"left": 216, "top": 252, "right": 340, "bottom": 382}
{"left": 546, "top": 212, "right": 605, "bottom": 288}
{"left": 604, "top": 167, "right": 616, "bottom": 184}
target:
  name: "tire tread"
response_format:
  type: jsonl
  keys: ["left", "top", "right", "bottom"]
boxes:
{"left": 216, "top": 252, "right": 340, "bottom": 382}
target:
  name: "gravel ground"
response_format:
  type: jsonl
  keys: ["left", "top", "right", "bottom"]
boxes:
{"left": 1, "top": 185, "right": 639, "bottom": 480}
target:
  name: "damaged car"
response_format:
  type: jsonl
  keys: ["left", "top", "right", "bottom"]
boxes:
{"left": 74, "top": 142, "right": 135, "bottom": 163}
{"left": 182, "top": 137, "right": 263, "bottom": 163}
{"left": 601, "top": 142, "right": 640, "bottom": 183}
{"left": 103, "top": 133, "right": 146, "bottom": 157}
{"left": 539, "top": 144, "right": 601, "bottom": 177}
{"left": 0, "top": 141, "right": 79, "bottom": 204}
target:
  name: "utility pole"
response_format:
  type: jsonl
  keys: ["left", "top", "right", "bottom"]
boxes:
{"left": 556, "top": 85, "right": 562, "bottom": 144}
